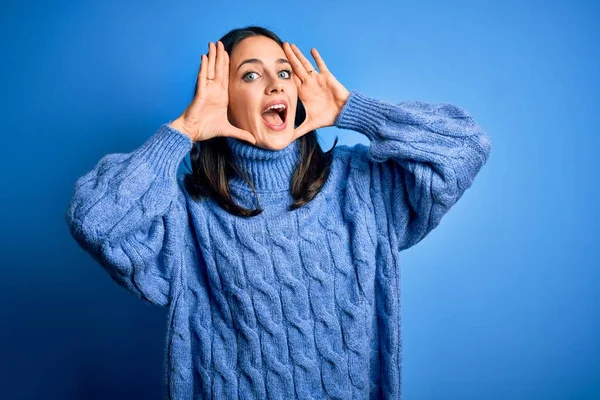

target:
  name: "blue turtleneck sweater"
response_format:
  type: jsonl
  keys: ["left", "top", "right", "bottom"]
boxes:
{"left": 65, "top": 92, "right": 491, "bottom": 399}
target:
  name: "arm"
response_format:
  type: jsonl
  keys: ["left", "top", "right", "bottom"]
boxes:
{"left": 65, "top": 124, "right": 193, "bottom": 306}
{"left": 335, "top": 92, "right": 491, "bottom": 251}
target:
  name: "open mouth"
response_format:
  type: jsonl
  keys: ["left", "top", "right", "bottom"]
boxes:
{"left": 261, "top": 104, "right": 288, "bottom": 127}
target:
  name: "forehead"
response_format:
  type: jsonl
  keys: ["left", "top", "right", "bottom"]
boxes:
{"left": 230, "top": 36, "right": 285, "bottom": 63}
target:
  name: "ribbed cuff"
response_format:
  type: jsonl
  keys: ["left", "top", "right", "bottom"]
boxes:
{"left": 334, "top": 91, "right": 394, "bottom": 142}
{"left": 131, "top": 123, "right": 193, "bottom": 179}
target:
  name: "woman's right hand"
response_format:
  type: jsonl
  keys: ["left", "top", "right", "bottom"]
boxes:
{"left": 170, "top": 41, "right": 256, "bottom": 144}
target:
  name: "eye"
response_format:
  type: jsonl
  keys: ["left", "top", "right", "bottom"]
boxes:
{"left": 242, "top": 69, "right": 292, "bottom": 82}
{"left": 242, "top": 71, "right": 259, "bottom": 82}
{"left": 278, "top": 69, "right": 292, "bottom": 79}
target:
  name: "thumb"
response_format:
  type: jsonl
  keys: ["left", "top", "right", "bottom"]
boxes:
{"left": 293, "top": 119, "right": 316, "bottom": 141}
{"left": 225, "top": 126, "right": 257, "bottom": 145}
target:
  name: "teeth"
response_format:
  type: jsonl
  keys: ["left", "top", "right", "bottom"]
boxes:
{"left": 264, "top": 104, "right": 286, "bottom": 112}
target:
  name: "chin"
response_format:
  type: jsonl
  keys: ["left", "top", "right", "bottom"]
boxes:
{"left": 249, "top": 127, "right": 294, "bottom": 150}
{"left": 255, "top": 134, "right": 295, "bottom": 151}
{"left": 255, "top": 141, "right": 290, "bottom": 151}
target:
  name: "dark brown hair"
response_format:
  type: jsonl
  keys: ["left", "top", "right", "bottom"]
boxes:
{"left": 183, "top": 26, "right": 338, "bottom": 217}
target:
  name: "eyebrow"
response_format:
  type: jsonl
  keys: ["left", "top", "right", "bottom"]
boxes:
{"left": 236, "top": 58, "right": 290, "bottom": 72}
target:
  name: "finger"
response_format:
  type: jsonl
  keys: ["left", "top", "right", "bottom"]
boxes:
{"left": 222, "top": 45, "right": 230, "bottom": 90}
{"left": 198, "top": 54, "right": 207, "bottom": 88}
{"left": 310, "top": 48, "right": 329, "bottom": 74}
{"left": 207, "top": 42, "right": 216, "bottom": 80}
{"left": 291, "top": 43, "right": 317, "bottom": 76}
{"left": 214, "top": 41, "right": 225, "bottom": 84}
{"left": 283, "top": 42, "right": 308, "bottom": 80}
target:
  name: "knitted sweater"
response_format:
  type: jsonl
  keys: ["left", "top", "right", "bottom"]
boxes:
{"left": 65, "top": 91, "right": 491, "bottom": 399}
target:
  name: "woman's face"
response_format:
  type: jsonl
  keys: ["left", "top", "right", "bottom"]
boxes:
{"left": 227, "top": 35, "right": 298, "bottom": 151}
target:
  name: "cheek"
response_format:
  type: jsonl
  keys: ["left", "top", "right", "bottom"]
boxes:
{"left": 227, "top": 95, "right": 258, "bottom": 127}
{"left": 288, "top": 79, "right": 298, "bottom": 94}
{"left": 227, "top": 87, "right": 246, "bottom": 119}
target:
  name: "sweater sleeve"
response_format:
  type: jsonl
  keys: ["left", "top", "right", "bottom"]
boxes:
{"left": 65, "top": 124, "right": 194, "bottom": 306}
{"left": 334, "top": 91, "right": 491, "bottom": 251}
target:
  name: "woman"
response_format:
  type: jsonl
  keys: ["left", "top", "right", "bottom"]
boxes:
{"left": 66, "top": 26, "right": 491, "bottom": 400}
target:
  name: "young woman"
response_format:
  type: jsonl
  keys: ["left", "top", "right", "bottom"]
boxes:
{"left": 66, "top": 26, "right": 491, "bottom": 400}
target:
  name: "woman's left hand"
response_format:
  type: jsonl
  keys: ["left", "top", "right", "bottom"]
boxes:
{"left": 283, "top": 42, "right": 350, "bottom": 140}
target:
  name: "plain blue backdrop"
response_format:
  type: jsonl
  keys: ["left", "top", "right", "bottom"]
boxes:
{"left": 1, "top": 0, "right": 598, "bottom": 399}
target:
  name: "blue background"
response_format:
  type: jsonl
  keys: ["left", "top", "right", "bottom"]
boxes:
{"left": 1, "top": 0, "right": 598, "bottom": 399}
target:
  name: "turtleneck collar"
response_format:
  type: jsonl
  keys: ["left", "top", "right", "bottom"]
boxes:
{"left": 225, "top": 137, "right": 301, "bottom": 193}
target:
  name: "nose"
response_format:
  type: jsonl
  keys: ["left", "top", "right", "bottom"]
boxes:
{"left": 265, "top": 73, "right": 284, "bottom": 94}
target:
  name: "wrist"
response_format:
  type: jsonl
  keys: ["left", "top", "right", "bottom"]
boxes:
{"left": 169, "top": 117, "right": 194, "bottom": 140}
{"left": 335, "top": 90, "right": 350, "bottom": 115}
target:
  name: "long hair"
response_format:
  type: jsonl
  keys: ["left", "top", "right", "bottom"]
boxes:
{"left": 183, "top": 26, "right": 338, "bottom": 217}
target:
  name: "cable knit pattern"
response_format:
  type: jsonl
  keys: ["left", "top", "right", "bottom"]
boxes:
{"left": 65, "top": 91, "right": 491, "bottom": 399}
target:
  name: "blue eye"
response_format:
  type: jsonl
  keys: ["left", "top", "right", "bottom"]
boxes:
{"left": 243, "top": 72, "right": 259, "bottom": 82}
{"left": 278, "top": 69, "right": 292, "bottom": 79}
{"left": 242, "top": 69, "right": 292, "bottom": 82}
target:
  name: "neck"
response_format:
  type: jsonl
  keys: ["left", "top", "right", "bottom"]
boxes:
{"left": 225, "top": 137, "right": 301, "bottom": 193}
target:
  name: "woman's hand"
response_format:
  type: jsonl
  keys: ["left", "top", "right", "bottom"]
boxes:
{"left": 170, "top": 41, "right": 256, "bottom": 144}
{"left": 283, "top": 42, "right": 350, "bottom": 140}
